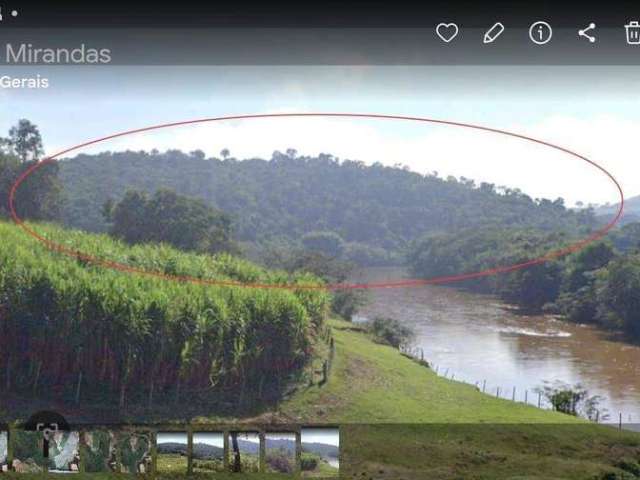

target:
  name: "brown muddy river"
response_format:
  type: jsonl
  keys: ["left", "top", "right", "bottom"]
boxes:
{"left": 351, "top": 267, "right": 640, "bottom": 423}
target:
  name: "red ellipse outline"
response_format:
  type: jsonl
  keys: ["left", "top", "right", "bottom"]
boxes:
{"left": 9, "top": 113, "right": 624, "bottom": 290}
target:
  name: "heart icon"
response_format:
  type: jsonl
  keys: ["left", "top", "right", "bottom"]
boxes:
{"left": 436, "top": 23, "right": 459, "bottom": 43}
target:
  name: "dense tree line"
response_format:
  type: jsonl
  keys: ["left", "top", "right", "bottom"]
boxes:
{"left": 408, "top": 223, "right": 640, "bottom": 340}
{"left": 263, "top": 247, "right": 367, "bottom": 320}
{"left": 59, "top": 149, "right": 597, "bottom": 266}
{"left": 103, "top": 188, "right": 239, "bottom": 255}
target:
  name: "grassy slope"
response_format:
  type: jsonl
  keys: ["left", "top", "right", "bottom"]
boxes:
{"left": 157, "top": 453, "right": 188, "bottom": 474}
{"left": 302, "top": 459, "right": 339, "bottom": 478}
{"left": 342, "top": 424, "right": 640, "bottom": 480}
{"left": 275, "top": 319, "right": 575, "bottom": 424}
{"left": 273, "top": 320, "right": 640, "bottom": 479}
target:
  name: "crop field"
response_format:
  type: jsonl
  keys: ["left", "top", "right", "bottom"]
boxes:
{"left": 0, "top": 221, "right": 330, "bottom": 411}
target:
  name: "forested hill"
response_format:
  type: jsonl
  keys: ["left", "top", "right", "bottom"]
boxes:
{"left": 595, "top": 194, "right": 640, "bottom": 225}
{"left": 59, "top": 150, "right": 596, "bottom": 264}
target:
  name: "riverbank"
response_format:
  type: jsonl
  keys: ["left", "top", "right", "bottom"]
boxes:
{"left": 269, "top": 318, "right": 579, "bottom": 424}
{"left": 350, "top": 266, "right": 640, "bottom": 421}
{"left": 268, "top": 318, "right": 640, "bottom": 479}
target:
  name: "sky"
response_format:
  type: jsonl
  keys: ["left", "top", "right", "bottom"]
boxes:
{"left": 192, "top": 432, "right": 224, "bottom": 448}
{"left": 1, "top": 65, "right": 638, "bottom": 206}
{"left": 157, "top": 432, "right": 188, "bottom": 445}
{"left": 266, "top": 433, "right": 295, "bottom": 442}
{"left": 301, "top": 428, "right": 339, "bottom": 447}
{"left": 234, "top": 432, "right": 260, "bottom": 443}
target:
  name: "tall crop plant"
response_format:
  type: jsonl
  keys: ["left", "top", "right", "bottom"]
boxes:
{"left": 0, "top": 222, "right": 330, "bottom": 409}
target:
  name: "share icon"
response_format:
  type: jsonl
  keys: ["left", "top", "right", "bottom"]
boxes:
{"left": 578, "top": 23, "right": 596, "bottom": 43}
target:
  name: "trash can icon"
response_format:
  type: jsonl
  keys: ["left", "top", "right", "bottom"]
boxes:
{"left": 626, "top": 21, "right": 640, "bottom": 44}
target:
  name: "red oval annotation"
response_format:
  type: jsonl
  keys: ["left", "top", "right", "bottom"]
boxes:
{"left": 9, "top": 113, "right": 624, "bottom": 290}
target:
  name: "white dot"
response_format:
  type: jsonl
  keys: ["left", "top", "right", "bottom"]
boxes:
{"left": 11, "top": 10, "right": 18, "bottom": 17}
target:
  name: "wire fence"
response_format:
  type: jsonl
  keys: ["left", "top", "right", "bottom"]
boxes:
{"left": 400, "top": 345, "right": 639, "bottom": 430}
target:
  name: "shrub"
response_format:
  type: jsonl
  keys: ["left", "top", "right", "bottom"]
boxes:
{"left": 301, "top": 452, "right": 320, "bottom": 471}
{"left": 615, "top": 459, "right": 640, "bottom": 476}
{"left": 367, "top": 317, "right": 414, "bottom": 349}
{"left": 266, "top": 451, "right": 294, "bottom": 473}
{"left": 535, "top": 381, "right": 608, "bottom": 421}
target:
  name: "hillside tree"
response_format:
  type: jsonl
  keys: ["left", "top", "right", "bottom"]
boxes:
{"left": 107, "top": 188, "right": 238, "bottom": 255}
{"left": 0, "top": 119, "right": 61, "bottom": 220}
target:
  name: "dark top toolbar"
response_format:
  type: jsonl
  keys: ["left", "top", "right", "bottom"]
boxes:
{"left": 0, "top": 2, "right": 638, "bottom": 65}
{"left": 0, "top": 27, "right": 638, "bottom": 65}
{"left": 0, "top": 2, "right": 638, "bottom": 28}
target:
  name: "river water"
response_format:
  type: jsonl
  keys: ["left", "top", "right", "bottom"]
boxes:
{"left": 351, "top": 267, "right": 640, "bottom": 423}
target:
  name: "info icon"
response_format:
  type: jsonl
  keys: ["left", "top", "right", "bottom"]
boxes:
{"left": 529, "top": 21, "right": 553, "bottom": 45}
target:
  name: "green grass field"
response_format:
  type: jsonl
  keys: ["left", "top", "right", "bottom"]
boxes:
{"left": 157, "top": 453, "right": 188, "bottom": 474}
{"left": 273, "top": 319, "right": 578, "bottom": 424}
{"left": 302, "top": 459, "right": 339, "bottom": 478}
{"left": 341, "top": 424, "right": 640, "bottom": 480}
{"left": 270, "top": 319, "right": 640, "bottom": 479}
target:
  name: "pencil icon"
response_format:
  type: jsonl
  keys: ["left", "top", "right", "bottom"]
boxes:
{"left": 483, "top": 22, "right": 505, "bottom": 44}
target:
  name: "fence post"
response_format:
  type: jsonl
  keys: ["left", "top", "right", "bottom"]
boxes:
{"left": 619, "top": 412, "right": 622, "bottom": 430}
{"left": 482, "top": 380, "right": 486, "bottom": 393}
{"left": 524, "top": 390, "right": 528, "bottom": 404}
{"left": 322, "top": 361, "right": 328, "bottom": 385}
{"left": 496, "top": 387, "right": 500, "bottom": 398}
{"left": 512, "top": 387, "right": 516, "bottom": 401}
{"left": 259, "top": 430, "right": 266, "bottom": 473}
{"left": 329, "top": 338, "right": 335, "bottom": 371}
{"left": 451, "top": 373, "right": 455, "bottom": 381}
{"left": 295, "top": 430, "right": 302, "bottom": 476}
{"left": 223, "top": 430, "right": 230, "bottom": 472}
{"left": 187, "top": 427, "right": 193, "bottom": 475}
{"left": 538, "top": 392, "right": 542, "bottom": 408}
